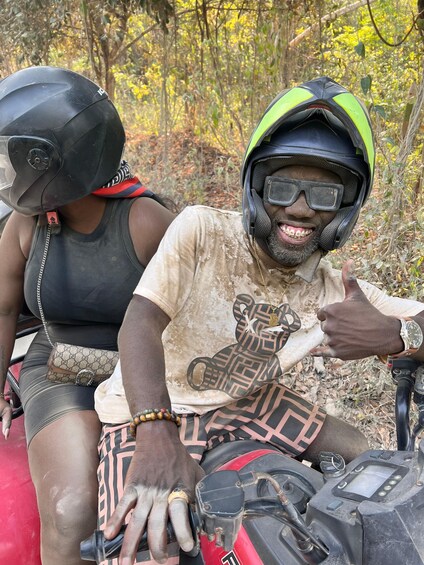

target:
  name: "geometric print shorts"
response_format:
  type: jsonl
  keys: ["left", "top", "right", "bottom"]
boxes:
{"left": 97, "top": 382, "right": 326, "bottom": 564}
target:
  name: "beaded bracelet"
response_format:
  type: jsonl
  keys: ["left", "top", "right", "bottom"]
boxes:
{"left": 129, "top": 408, "right": 181, "bottom": 438}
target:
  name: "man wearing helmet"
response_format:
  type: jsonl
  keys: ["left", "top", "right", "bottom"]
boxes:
{"left": 94, "top": 77, "right": 424, "bottom": 564}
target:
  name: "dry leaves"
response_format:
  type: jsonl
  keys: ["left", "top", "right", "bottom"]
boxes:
{"left": 283, "top": 355, "right": 420, "bottom": 450}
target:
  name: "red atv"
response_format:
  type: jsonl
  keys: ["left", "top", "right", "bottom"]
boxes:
{"left": 82, "top": 357, "right": 424, "bottom": 565}
{"left": 0, "top": 316, "right": 42, "bottom": 565}
{"left": 2, "top": 317, "right": 424, "bottom": 565}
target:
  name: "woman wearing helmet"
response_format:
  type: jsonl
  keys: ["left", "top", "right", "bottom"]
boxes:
{"left": 92, "top": 77, "right": 424, "bottom": 564}
{"left": 0, "top": 66, "right": 175, "bottom": 564}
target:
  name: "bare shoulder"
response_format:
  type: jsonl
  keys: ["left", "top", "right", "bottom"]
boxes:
{"left": 130, "top": 196, "right": 175, "bottom": 221}
{"left": 0, "top": 213, "right": 35, "bottom": 293}
{"left": 1, "top": 212, "right": 36, "bottom": 259}
{"left": 128, "top": 197, "right": 176, "bottom": 266}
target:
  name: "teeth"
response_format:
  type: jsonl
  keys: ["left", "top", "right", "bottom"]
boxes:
{"left": 281, "top": 225, "right": 312, "bottom": 239}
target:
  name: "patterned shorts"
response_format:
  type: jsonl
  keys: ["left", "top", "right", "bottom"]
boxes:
{"left": 97, "top": 382, "right": 326, "bottom": 564}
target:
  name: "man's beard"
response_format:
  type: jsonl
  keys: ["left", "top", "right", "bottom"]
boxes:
{"left": 265, "top": 218, "right": 323, "bottom": 267}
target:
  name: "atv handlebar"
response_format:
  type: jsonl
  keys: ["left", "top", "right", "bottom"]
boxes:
{"left": 81, "top": 511, "right": 200, "bottom": 562}
{"left": 390, "top": 357, "right": 424, "bottom": 451}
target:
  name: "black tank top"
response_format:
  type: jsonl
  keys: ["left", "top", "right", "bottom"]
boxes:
{"left": 24, "top": 199, "right": 145, "bottom": 348}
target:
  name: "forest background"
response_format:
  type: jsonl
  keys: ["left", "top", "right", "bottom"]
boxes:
{"left": 1, "top": 0, "right": 423, "bottom": 448}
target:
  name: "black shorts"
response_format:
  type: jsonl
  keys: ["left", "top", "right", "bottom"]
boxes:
{"left": 19, "top": 326, "right": 118, "bottom": 445}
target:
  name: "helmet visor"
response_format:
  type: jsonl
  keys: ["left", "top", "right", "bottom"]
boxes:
{"left": 264, "top": 176, "right": 344, "bottom": 211}
{"left": 0, "top": 135, "right": 63, "bottom": 215}
{"left": 0, "top": 137, "right": 17, "bottom": 191}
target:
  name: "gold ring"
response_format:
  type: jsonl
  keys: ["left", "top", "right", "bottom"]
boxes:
{"left": 167, "top": 488, "right": 190, "bottom": 505}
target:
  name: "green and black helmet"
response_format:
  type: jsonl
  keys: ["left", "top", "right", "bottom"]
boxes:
{"left": 241, "top": 76, "right": 375, "bottom": 251}
{"left": 0, "top": 66, "right": 125, "bottom": 215}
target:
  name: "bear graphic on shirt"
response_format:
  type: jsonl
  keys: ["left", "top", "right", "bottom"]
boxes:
{"left": 187, "top": 294, "right": 301, "bottom": 398}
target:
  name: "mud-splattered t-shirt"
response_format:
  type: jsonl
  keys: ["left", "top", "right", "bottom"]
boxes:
{"left": 95, "top": 206, "right": 423, "bottom": 423}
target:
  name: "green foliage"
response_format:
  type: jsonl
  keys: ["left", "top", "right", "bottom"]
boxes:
{"left": 0, "top": 0, "right": 70, "bottom": 66}
{"left": 354, "top": 41, "right": 365, "bottom": 58}
{"left": 360, "top": 75, "right": 372, "bottom": 95}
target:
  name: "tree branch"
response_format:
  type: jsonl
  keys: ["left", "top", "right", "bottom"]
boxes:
{"left": 385, "top": 64, "right": 424, "bottom": 254}
{"left": 115, "top": 6, "right": 198, "bottom": 60}
{"left": 288, "top": 0, "right": 377, "bottom": 49}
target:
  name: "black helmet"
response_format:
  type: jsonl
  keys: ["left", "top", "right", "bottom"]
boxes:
{"left": 0, "top": 66, "right": 125, "bottom": 215}
{"left": 241, "top": 76, "right": 375, "bottom": 251}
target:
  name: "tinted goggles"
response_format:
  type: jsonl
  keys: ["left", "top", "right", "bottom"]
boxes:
{"left": 264, "top": 175, "right": 344, "bottom": 212}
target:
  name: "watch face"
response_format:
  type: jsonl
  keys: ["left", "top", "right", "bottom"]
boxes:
{"left": 405, "top": 320, "right": 424, "bottom": 349}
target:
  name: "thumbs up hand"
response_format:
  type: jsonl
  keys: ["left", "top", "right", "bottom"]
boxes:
{"left": 311, "top": 260, "right": 402, "bottom": 360}
{"left": 340, "top": 259, "right": 366, "bottom": 301}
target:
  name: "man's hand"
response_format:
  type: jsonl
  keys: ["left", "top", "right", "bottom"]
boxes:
{"left": 0, "top": 398, "right": 12, "bottom": 439}
{"left": 311, "top": 260, "right": 402, "bottom": 360}
{"left": 104, "top": 424, "right": 204, "bottom": 565}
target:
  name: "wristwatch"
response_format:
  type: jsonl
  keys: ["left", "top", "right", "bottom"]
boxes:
{"left": 391, "top": 317, "right": 424, "bottom": 358}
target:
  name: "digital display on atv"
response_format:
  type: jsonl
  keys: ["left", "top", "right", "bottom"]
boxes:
{"left": 343, "top": 464, "right": 393, "bottom": 496}
{"left": 332, "top": 461, "right": 409, "bottom": 502}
